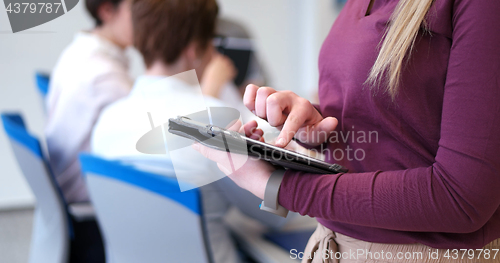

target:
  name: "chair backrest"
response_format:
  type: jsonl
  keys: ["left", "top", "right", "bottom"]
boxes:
{"left": 1, "top": 113, "right": 69, "bottom": 263}
{"left": 35, "top": 72, "right": 50, "bottom": 98}
{"left": 79, "top": 154, "right": 210, "bottom": 263}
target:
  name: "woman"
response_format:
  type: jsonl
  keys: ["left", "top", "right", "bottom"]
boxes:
{"left": 46, "top": 0, "right": 133, "bottom": 203}
{"left": 195, "top": 0, "right": 500, "bottom": 262}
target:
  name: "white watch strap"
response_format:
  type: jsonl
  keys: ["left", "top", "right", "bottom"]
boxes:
{"left": 260, "top": 169, "right": 289, "bottom": 217}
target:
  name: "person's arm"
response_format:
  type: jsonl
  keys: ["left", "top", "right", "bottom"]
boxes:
{"left": 46, "top": 57, "right": 132, "bottom": 167}
{"left": 215, "top": 176, "right": 290, "bottom": 230}
{"left": 89, "top": 58, "right": 133, "bottom": 110}
{"left": 201, "top": 53, "right": 236, "bottom": 98}
{"left": 278, "top": 0, "right": 500, "bottom": 233}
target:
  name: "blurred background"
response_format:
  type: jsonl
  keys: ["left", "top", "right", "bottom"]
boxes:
{"left": 0, "top": 0, "right": 344, "bottom": 262}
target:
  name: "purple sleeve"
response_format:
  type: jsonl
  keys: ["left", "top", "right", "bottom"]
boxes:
{"left": 278, "top": 0, "right": 500, "bottom": 233}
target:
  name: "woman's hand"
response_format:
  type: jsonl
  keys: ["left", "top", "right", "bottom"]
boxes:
{"left": 243, "top": 84, "right": 338, "bottom": 147}
{"left": 201, "top": 53, "right": 237, "bottom": 98}
{"left": 192, "top": 120, "right": 274, "bottom": 199}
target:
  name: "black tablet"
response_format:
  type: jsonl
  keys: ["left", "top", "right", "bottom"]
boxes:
{"left": 168, "top": 116, "right": 348, "bottom": 174}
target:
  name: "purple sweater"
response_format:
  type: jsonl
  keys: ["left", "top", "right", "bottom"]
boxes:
{"left": 278, "top": 0, "right": 500, "bottom": 249}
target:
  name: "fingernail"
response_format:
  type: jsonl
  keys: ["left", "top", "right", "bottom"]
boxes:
{"left": 192, "top": 143, "right": 200, "bottom": 150}
{"left": 251, "top": 110, "right": 256, "bottom": 115}
{"left": 276, "top": 138, "right": 285, "bottom": 147}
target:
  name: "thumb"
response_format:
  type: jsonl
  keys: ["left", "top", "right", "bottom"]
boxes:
{"left": 297, "top": 117, "right": 338, "bottom": 146}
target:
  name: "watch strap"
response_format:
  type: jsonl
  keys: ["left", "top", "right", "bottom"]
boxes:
{"left": 260, "top": 169, "right": 289, "bottom": 217}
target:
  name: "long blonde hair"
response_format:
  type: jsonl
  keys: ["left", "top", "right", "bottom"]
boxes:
{"left": 366, "top": 0, "right": 434, "bottom": 99}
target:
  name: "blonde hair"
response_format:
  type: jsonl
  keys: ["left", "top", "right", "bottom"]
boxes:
{"left": 366, "top": 0, "right": 434, "bottom": 99}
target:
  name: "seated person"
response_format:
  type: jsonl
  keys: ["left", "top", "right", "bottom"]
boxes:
{"left": 91, "top": 0, "right": 287, "bottom": 262}
{"left": 202, "top": 20, "right": 277, "bottom": 142}
{"left": 204, "top": 19, "right": 319, "bottom": 157}
{"left": 213, "top": 17, "right": 268, "bottom": 94}
{"left": 45, "top": 0, "right": 133, "bottom": 203}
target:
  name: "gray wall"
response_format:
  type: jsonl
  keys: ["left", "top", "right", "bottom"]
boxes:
{"left": 0, "top": 0, "right": 339, "bottom": 209}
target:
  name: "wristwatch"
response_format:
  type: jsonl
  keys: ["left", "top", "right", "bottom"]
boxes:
{"left": 259, "top": 169, "right": 289, "bottom": 217}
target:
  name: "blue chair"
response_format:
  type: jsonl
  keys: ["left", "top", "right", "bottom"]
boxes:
{"left": 1, "top": 113, "right": 70, "bottom": 263}
{"left": 79, "top": 154, "right": 211, "bottom": 263}
{"left": 2, "top": 113, "right": 104, "bottom": 263}
{"left": 35, "top": 72, "right": 50, "bottom": 98}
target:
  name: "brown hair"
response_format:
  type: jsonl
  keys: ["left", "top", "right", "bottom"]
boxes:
{"left": 85, "top": 0, "right": 124, "bottom": 26}
{"left": 132, "top": 0, "right": 219, "bottom": 67}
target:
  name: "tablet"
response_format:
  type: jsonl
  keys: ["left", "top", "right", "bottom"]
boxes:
{"left": 168, "top": 116, "right": 348, "bottom": 174}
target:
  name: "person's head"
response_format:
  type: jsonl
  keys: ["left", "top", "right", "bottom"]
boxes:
{"left": 132, "top": 0, "right": 219, "bottom": 77}
{"left": 366, "top": 0, "right": 434, "bottom": 100}
{"left": 85, "top": 0, "right": 134, "bottom": 49}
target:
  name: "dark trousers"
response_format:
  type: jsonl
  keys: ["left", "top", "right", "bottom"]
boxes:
{"left": 69, "top": 218, "right": 105, "bottom": 263}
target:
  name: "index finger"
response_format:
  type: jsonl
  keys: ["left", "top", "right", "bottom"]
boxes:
{"left": 243, "top": 84, "right": 259, "bottom": 113}
{"left": 275, "top": 111, "right": 306, "bottom": 147}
